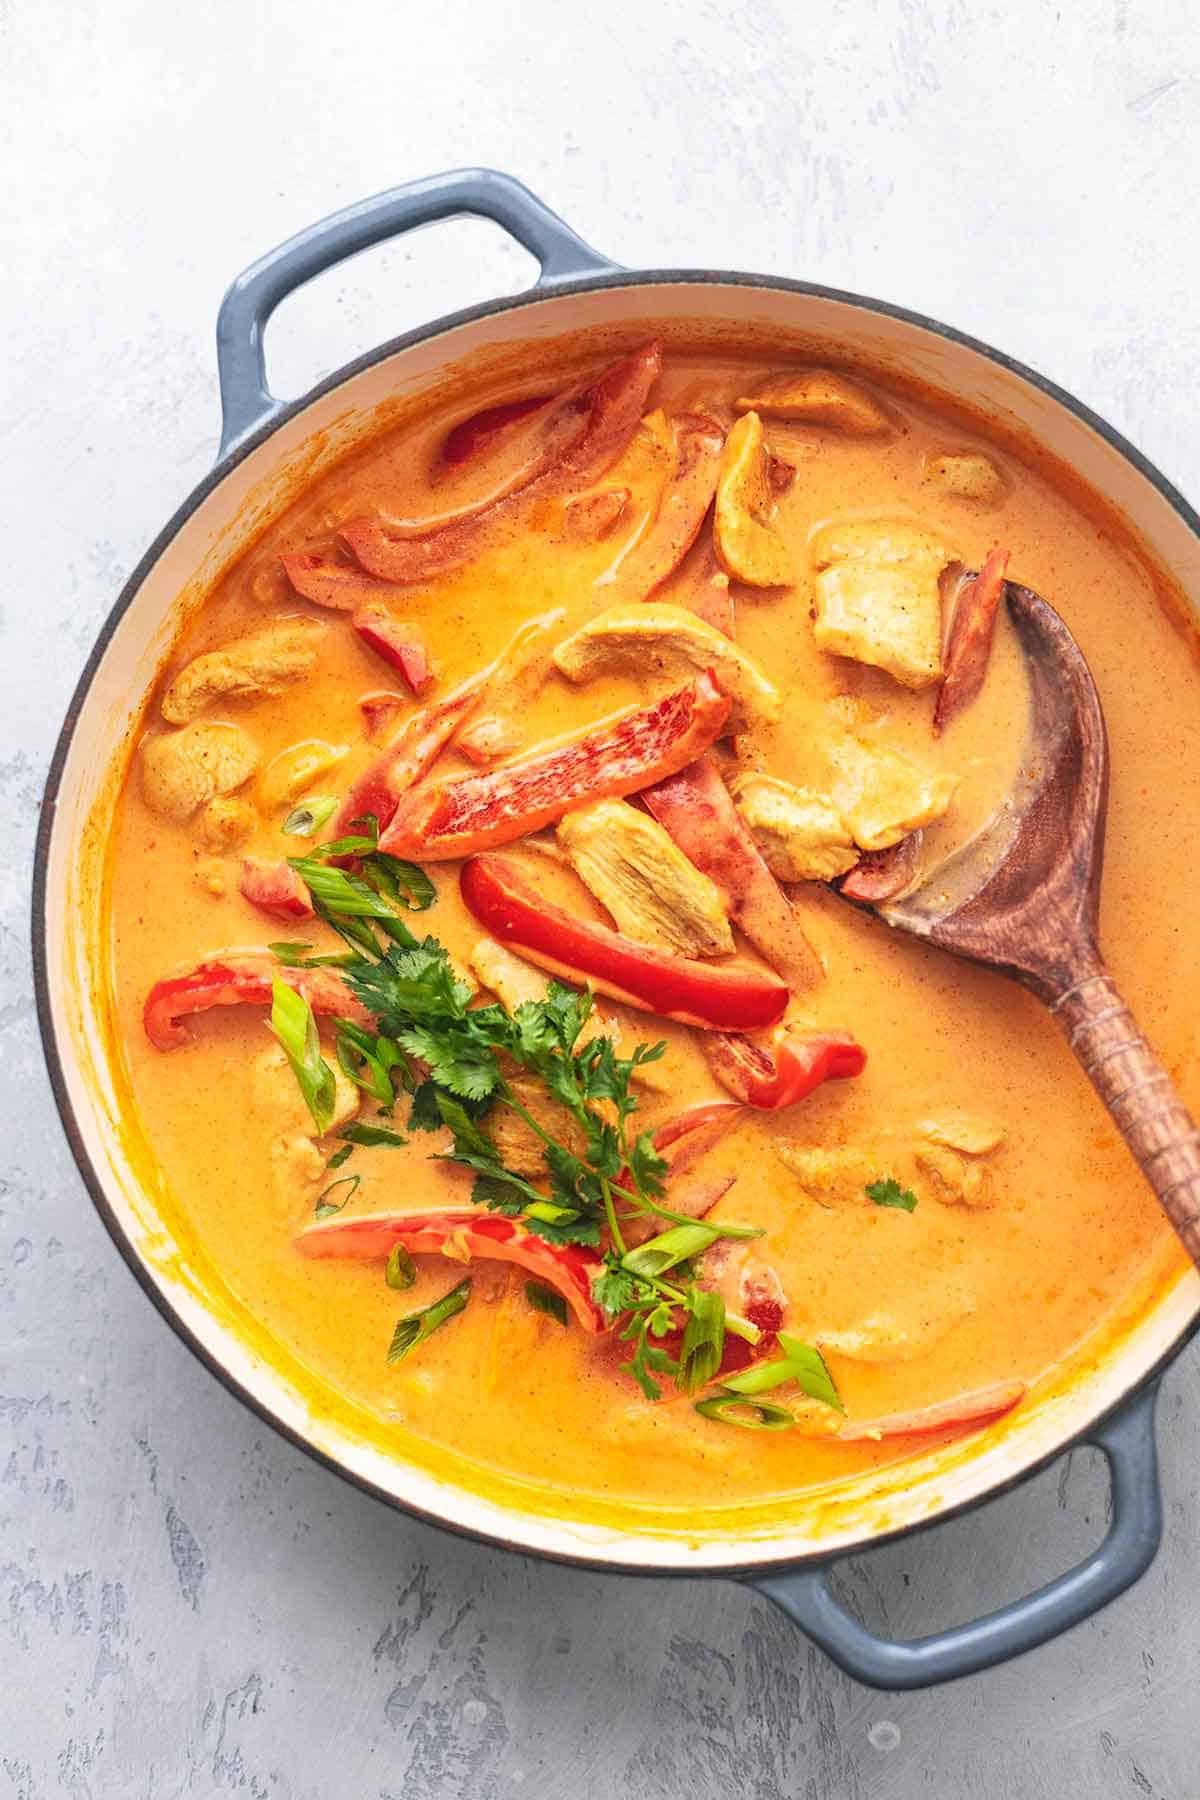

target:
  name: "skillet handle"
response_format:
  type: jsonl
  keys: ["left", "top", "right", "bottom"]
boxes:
{"left": 215, "top": 168, "right": 618, "bottom": 456}
{"left": 745, "top": 1381, "right": 1162, "bottom": 1690}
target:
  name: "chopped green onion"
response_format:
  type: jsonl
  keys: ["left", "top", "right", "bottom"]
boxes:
{"left": 621, "top": 1221, "right": 721, "bottom": 1280}
{"left": 360, "top": 854, "right": 436, "bottom": 913}
{"left": 288, "top": 859, "right": 401, "bottom": 919}
{"left": 311, "top": 895, "right": 384, "bottom": 958}
{"left": 335, "top": 1022, "right": 409, "bottom": 1107}
{"left": 524, "top": 1199, "right": 581, "bottom": 1227}
{"left": 325, "top": 1143, "right": 354, "bottom": 1171}
{"left": 347, "top": 813, "right": 380, "bottom": 843}
{"left": 719, "top": 1357, "right": 794, "bottom": 1397}
{"left": 282, "top": 796, "right": 338, "bottom": 837}
{"left": 677, "top": 1288, "right": 725, "bottom": 1394}
{"left": 385, "top": 1244, "right": 416, "bottom": 1291}
{"left": 525, "top": 1281, "right": 568, "bottom": 1326}
{"left": 722, "top": 1336, "right": 844, "bottom": 1412}
{"left": 778, "top": 1334, "right": 844, "bottom": 1412}
{"left": 314, "top": 1173, "right": 360, "bottom": 1219}
{"left": 268, "top": 940, "right": 356, "bottom": 970}
{"left": 301, "top": 831, "right": 379, "bottom": 860}
{"left": 387, "top": 1277, "right": 471, "bottom": 1363}
{"left": 336, "top": 1120, "right": 408, "bottom": 1149}
{"left": 268, "top": 978, "right": 336, "bottom": 1135}
{"left": 866, "top": 1177, "right": 918, "bottom": 1212}
{"left": 693, "top": 1391, "right": 795, "bottom": 1431}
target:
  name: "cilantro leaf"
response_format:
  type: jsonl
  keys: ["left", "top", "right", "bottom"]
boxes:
{"left": 525, "top": 1281, "right": 568, "bottom": 1326}
{"left": 866, "top": 1177, "right": 918, "bottom": 1213}
{"left": 407, "top": 1081, "right": 445, "bottom": 1134}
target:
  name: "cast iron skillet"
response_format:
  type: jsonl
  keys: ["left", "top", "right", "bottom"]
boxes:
{"left": 34, "top": 168, "right": 1196, "bottom": 1689}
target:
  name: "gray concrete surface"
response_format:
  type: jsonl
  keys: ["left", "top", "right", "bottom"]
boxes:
{"left": 4, "top": 2, "right": 1200, "bottom": 1794}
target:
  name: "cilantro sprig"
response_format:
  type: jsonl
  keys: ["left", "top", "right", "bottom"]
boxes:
{"left": 275, "top": 845, "right": 771, "bottom": 1404}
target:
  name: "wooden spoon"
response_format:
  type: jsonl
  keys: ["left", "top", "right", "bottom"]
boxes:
{"left": 845, "top": 578, "right": 1200, "bottom": 1267}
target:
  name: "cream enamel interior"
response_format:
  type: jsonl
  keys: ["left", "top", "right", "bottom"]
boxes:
{"left": 41, "top": 278, "right": 1200, "bottom": 1571}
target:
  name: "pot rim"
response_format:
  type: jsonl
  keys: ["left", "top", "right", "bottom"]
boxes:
{"left": 33, "top": 263, "right": 1200, "bottom": 1576}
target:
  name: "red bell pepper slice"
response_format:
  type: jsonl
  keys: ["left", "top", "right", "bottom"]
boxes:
{"left": 460, "top": 854, "right": 789, "bottom": 1031}
{"left": 933, "top": 545, "right": 1011, "bottom": 735}
{"left": 144, "top": 952, "right": 370, "bottom": 1051}
{"left": 340, "top": 343, "right": 662, "bottom": 584}
{"left": 837, "top": 1380, "right": 1025, "bottom": 1442}
{"left": 615, "top": 1101, "right": 742, "bottom": 1222}
{"left": 332, "top": 611, "right": 564, "bottom": 837}
{"left": 295, "top": 1207, "right": 607, "bottom": 1333}
{"left": 642, "top": 756, "right": 824, "bottom": 989}
{"left": 440, "top": 394, "right": 555, "bottom": 468}
{"left": 379, "top": 672, "right": 732, "bottom": 860}
{"left": 703, "top": 1026, "right": 866, "bottom": 1110}
{"left": 840, "top": 833, "right": 923, "bottom": 904}
{"left": 598, "top": 412, "right": 724, "bottom": 599}
{"left": 652, "top": 1100, "right": 742, "bottom": 1163}
{"left": 352, "top": 608, "right": 433, "bottom": 694}
{"left": 331, "top": 680, "right": 483, "bottom": 839}
{"left": 237, "top": 859, "right": 315, "bottom": 923}
{"left": 280, "top": 554, "right": 398, "bottom": 613}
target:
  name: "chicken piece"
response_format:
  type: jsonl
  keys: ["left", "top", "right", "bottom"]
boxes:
{"left": 773, "top": 1144, "right": 882, "bottom": 1206}
{"left": 469, "top": 935, "right": 566, "bottom": 1014}
{"left": 556, "top": 799, "right": 734, "bottom": 957}
{"left": 160, "top": 619, "right": 326, "bottom": 724}
{"left": 490, "top": 1066, "right": 588, "bottom": 1179}
{"left": 196, "top": 795, "right": 257, "bottom": 851}
{"left": 552, "top": 601, "right": 781, "bottom": 731}
{"left": 251, "top": 1042, "right": 360, "bottom": 1201}
{"left": 698, "top": 1239, "right": 788, "bottom": 1342}
{"left": 735, "top": 369, "right": 891, "bottom": 437}
{"left": 918, "top": 1111, "right": 1006, "bottom": 1156}
{"left": 251, "top": 1041, "right": 360, "bottom": 1138}
{"left": 712, "top": 411, "right": 794, "bottom": 588}
{"left": 811, "top": 519, "right": 950, "bottom": 689}
{"left": 141, "top": 720, "right": 260, "bottom": 822}
{"left": 924, "top": 451, "right": 1007, "bottom": 507}
{"left": 824, "top": 734, "right": 958, "bottom": 852}
{"left": 255, "top": 738, "right": 349, "bottom": 815}
{"left": 730, "top": 773, "right": 857, "bottom": 882}
{"left": 916, "top": 1144, "right": 996, "bottom": 1208}
{"left": 816, "top": 1305, "right": 969, "bottom": 1364}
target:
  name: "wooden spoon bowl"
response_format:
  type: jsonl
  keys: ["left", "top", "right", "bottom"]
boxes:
{"left": 851, "top": 580, "right": 1200, "bottom": 1267}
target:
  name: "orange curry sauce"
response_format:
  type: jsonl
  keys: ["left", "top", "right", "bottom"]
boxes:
{"left": 104, "top": 339, "right": 1197, "bottom": 1514}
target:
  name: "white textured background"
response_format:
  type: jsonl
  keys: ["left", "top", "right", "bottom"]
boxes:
{"left": 4, "top": 3, "right": 1200, "bottom": 1794}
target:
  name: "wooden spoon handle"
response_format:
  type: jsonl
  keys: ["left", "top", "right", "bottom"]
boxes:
{"left": 1052, "top": 967, "right": 1200, "bottom": 1268}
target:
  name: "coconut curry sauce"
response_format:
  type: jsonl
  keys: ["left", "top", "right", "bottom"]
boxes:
{"left": 105, "top": 341, "right": 1198, "bottom": 1511}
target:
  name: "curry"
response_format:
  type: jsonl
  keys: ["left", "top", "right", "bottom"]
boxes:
{"left": 104, "top": 337, "right": 1198, "bottom": 1513}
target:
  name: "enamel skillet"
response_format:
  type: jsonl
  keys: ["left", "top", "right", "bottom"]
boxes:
{"left": 33, "top": 169, "right": 1200, "bottom": 1689}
